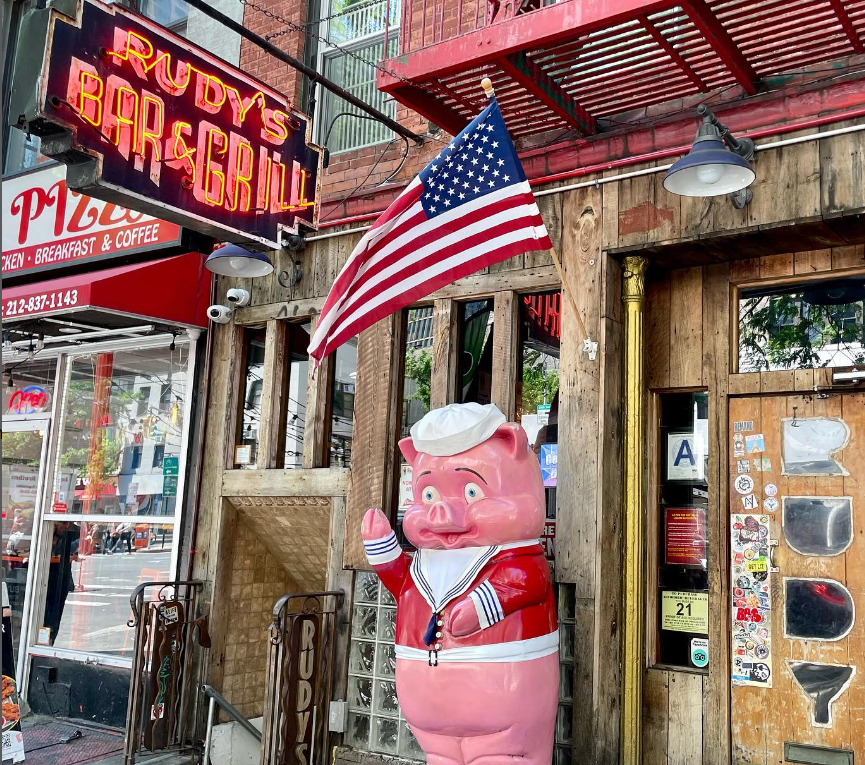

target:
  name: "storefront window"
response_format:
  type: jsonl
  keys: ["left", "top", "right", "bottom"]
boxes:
{"left": 283, "top": 322, "right": 311, "bottom": 469}
{"left": 396, "top": 307, "right": 433, "bottom": 534}
{"left": 518, "top": 291, "right": 561, "bottom": 544}
{"left": 42, "top": 520, "right": 171, "bottom": 656}
{"left": 738, "top": 276, "right": 865, "bottom": 372}
{"left": 54, "top": 346, "right": 189, "bottom": 515}
{"left": 456, "top": 300, "right": 494, "bottom": 404}
{"left": 655, "top": 391, "right": 709, "bottom": 670}
{"left": 329, "top": 337, "right": 357, "bottom": 468}
{"left": 236, "top": 329, "right": 266, "bottom": 469}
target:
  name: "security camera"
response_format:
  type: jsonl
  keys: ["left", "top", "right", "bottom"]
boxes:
{"left": 207, "top": 304, "right": 232, "bottom": 324}
{"left": 226, "top": 288, "right": 251, "bottom": 307}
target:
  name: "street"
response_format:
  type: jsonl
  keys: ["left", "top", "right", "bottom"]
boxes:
{"left": 53, "top": 549, "right": 172, "bottom": 657}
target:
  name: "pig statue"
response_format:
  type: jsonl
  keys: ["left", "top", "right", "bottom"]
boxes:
{"left": 361, "top": 402, "right": 558, "bottom": 765}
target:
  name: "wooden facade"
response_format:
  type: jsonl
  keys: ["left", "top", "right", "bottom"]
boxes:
{"left": 192, "top": 122, "right": 865, "bottom": 760}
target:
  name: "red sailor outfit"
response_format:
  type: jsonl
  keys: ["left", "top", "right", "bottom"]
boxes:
{"left": 364, "top": 532, "right": 558, "bottom": 664}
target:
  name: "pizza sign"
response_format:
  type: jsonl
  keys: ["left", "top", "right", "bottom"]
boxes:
{"left": 10, "top": 0, "right": 322, "bottom": 249}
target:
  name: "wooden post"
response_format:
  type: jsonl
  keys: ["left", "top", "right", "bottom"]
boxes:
{"left": 620, "top": 255, "right": 649, "bottom": 765}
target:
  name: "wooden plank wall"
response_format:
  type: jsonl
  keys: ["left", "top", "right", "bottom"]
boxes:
{"left": 641, "top": 244, "right": 865, "bottom": 765}
{"left": 190, "top": 128, "right": 865, "bottom": 764}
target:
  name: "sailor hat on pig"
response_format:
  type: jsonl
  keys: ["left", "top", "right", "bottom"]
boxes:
{"left": 409, "top": 402, "right": 506, "bottom": 457}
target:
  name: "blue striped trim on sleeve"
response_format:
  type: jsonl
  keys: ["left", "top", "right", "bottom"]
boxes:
{"left": 468, "top": 580, "right": 504, "bottom": 630}
{"left": 364, "top": 531, "right": 401, "bottom": 565}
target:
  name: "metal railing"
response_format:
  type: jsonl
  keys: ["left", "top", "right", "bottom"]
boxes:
{"left": 123, "top": 580, "right": 209, "bottom": 765}
{"left": 202, "top": 684, "right": 262, "bottom": 765}
{"left": 389, "top": 0, "right": 557, "bottom": 56}
{"left": 261, "top": 591, "right": 345, "bottom": 765}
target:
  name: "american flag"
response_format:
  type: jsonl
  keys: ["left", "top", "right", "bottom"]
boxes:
{"left": 307, "top": 96, "right": 552, "bottom": 366}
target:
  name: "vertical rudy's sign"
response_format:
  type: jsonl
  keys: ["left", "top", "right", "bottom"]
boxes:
{"left": 9, "top": 0, "right": 322, "bottom": 249}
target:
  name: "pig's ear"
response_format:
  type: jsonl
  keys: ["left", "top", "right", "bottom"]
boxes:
{"left": 398, "top": 436, "right": 419, "bottom": 466}
{"left": 490, "top": 422, "right": 529, "bottom": 460}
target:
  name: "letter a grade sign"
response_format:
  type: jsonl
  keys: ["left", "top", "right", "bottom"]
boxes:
{"left": 10, "top": 0, "right": 322, "bottom": 250}
{"left": 667, "top": 432, "right": 705, "bottom": 481}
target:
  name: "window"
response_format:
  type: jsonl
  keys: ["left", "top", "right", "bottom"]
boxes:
{"left": 518, "top": 291, "right": 561, "bottom": 540}
{"left": 236, "top": 329, "right": 266, "bottom": 468}
{"left": 654, "top": 391, "right": 709, "bottom": 670}
{"left": 42, "top": 520, "right": 171, "bottom": 656}
{"left": 54, "top": 346, "right": 190, "bottom": 517}
{"left": 137, "top": 0, "right": 188, "bottom": 35}
{"left": 318, "top": 0, "right": 399, "bottom": 153}
{"left": 738, "top": 276, "right": 865, "bottom": 372}
{"left": 347, "top": 572, "right": 424, "bottom": 760}
{"left": 456, "top": 300, "right": 494, "bottom": 404}
{"left": 329, "top": 337, "right": 358, "bottom": 468}
{"left": 396, "top": 307, "right": 433, "bottom": 535}
{"left": 283, "top": 322, "right": 311, "bottom": 469}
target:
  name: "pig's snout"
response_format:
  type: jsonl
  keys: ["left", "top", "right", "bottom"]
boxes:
{"left": 427, "top": 501, "right": 469, "bottom": 532}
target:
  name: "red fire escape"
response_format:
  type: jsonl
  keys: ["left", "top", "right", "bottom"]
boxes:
{"left": 378, "top": 0, "right": 865, "bottom": 139}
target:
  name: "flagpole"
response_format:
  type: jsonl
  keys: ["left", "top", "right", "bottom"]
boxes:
{"left": 480, "top": 78, "right": 594, "bottom": 356}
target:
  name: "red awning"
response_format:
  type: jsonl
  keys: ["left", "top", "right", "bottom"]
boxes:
{"left": 2, "top": 252, "right": 210, "bottom": 327}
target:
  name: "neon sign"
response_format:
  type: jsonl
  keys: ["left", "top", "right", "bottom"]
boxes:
{"left": 7, "top": 386, "right": 51, "bottom": 415}
{"left": 12, "top": 0, "right": 322, "bottom": 249}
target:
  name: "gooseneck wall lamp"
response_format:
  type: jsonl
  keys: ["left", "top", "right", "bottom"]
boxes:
{"left": 204, "top": 243, "right": 275, "bottom": 278}
{"left": 663, "top": 104, "right": 756, "bottom": 208}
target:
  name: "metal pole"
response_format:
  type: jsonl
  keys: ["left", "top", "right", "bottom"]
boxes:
{"left": 182, "top": 0, "right": 425, "bottom": 147}
{"left": 620, "top": 255, "right": 648, "bottom": 765}
{"left": 203, "top": 695, "right": 216, "bottom": 765}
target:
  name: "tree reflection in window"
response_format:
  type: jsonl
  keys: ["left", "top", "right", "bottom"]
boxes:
{"left": 738, "top": 278, "right": 865, "bottom": 372}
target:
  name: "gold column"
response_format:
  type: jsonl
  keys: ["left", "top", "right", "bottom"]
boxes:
{"left": 620, "top": 255, "right": 648, "bottom": 765}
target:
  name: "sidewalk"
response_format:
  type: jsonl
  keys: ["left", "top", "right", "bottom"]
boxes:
{"left": 18, "top": 716, "right": 123, "bottom": 765}
{"left": 17, "top": 716, "right": 194, "bottom": 765}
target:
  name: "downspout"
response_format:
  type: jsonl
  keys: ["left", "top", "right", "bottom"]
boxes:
{"left": 620, "top": 255, "right": 648, "bottom": 765}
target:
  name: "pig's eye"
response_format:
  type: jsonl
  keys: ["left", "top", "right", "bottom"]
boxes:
{"left": 421, "top": 486, "right": 440, "bottom": 504}
{"left": 464, "top": 483, "right": 485, "bottom": 503}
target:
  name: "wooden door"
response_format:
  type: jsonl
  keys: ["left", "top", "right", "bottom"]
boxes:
{"left": 729, "top": 393, "right": 865, "bottom": 763}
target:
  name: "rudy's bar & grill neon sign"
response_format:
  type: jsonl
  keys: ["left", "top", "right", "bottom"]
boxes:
{"left": 11, "top": 0, "right": 322, "bottom": 249}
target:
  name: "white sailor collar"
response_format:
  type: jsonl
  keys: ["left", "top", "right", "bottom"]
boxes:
{"left": 409, "top": 540, "right": 539, "bottom": 613}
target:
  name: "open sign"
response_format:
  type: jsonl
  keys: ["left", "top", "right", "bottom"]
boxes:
{"left": 7, "top": 385, "right": 51, "bottom": 414}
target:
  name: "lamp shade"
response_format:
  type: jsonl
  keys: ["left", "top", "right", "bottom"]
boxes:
{"left": 205, "top": 243, "right": 274, "bottom": 278}
{"left": 663, "top": 132, "right": 755, "bottom": 197}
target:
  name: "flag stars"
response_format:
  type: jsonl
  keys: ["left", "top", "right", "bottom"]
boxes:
{"left": 447, "top": 188, "right": 455, "bottom": 196}
{"left": 471, "top": 157, "right": 479, "bottom": 165}
{"left": 467, "top": 170, "right": 474, "bottom": 178}
{"left": 492, "top": 141, "right": 499, "bottom": 148}
{"left": 488, "top": 180, "right": 495, "bottom": 187}
{"left": 459, "top": 192, "right": 466, "bottom": 200}
{"left": 483, "top": 164, "right": 489, "bottom": 172}
{"left": 487, "top": 152, "right": 494, "bottom": 160}
{"left": 481, "top": 135, "right": 489, "bottom": 143}
{"left": 486, "top": 124, "right": 494, "bottom": 131}
{"left": 503, "top": 174, "right": 510, "bottom": 182}
{"left": 493, "top": 170, "right": 500, "bottom": 177}
{"left": 444, "top": 199, "right": 451, "bottom": 207}
{"left": 473, "top": 186, "right": 480, "bottom": 193}
{"left": 433, "top": 194, "right": 441, "bottom": 202}
{"left": 497, "top": 159, "right": 505, "bottom": 166}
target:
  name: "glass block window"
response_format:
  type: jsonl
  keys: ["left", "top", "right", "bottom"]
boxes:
{"left": 347, "top": 571, "right": 424, "bottom": 760}
{"left": 555, "top": 584, "right": 575, "bottom": 765}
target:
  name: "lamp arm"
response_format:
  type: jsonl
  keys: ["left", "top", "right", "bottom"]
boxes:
{"left": 697, "top": 104, "right": 755, "bottom": 160}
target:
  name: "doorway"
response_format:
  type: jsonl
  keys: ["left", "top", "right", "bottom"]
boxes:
{"left": 729, "top": 393, "right": 863, "bottom": 762}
